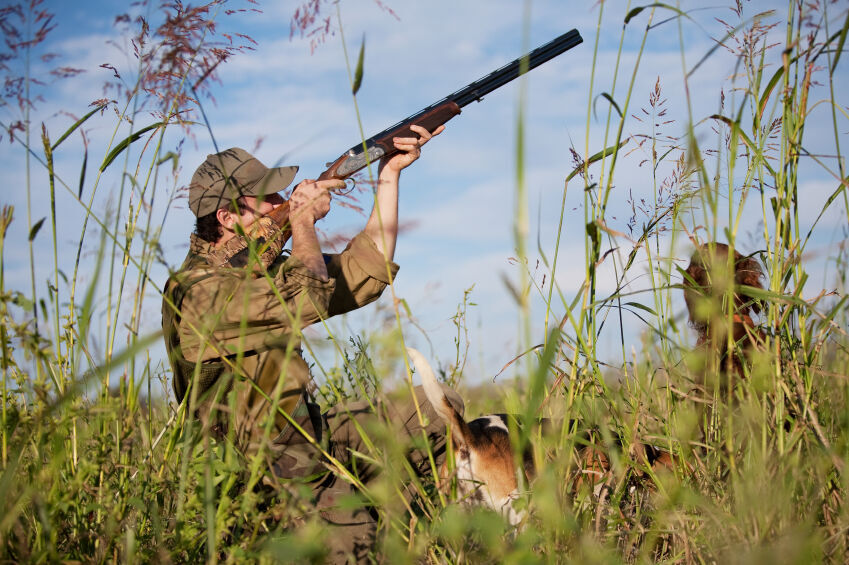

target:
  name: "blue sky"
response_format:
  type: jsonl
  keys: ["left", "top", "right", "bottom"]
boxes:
{"left": 1, "top": 0, "right": 847, "bottom": 389}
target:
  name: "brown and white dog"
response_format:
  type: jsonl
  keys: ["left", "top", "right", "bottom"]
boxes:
{"left": 407, "top": 348, "right": 677, "bottom": 525}
{"left": 409, "top": 347, "right": 529, "bottom": 524}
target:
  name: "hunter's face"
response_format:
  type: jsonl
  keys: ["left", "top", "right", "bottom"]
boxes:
{"left": 235, "top": 192, "right": 285, "bottom": 228}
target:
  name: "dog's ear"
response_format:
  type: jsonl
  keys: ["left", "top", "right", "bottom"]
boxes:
{"left": 734, "top": 254, "right": 765, "bottom": 315}
{"left": 407, "top": 347, "right": 471, "bottom": 447}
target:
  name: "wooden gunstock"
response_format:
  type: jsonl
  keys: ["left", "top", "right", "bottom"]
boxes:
{"left": 266, "top": 199, "right": 292, "bottom": 246}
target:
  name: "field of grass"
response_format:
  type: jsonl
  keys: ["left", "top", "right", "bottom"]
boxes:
{"left": 2, "top": 0, "right": 848, "bottom": 563}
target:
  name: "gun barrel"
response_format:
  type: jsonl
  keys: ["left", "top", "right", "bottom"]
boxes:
{"left": 328, "top": 29, "right": 583, "bottom": 178}
{"left": 367, "top": 29, "right": 582, "bottom": 142}
{"left": 449, "top": 28, "right": 583, "bottom": 107}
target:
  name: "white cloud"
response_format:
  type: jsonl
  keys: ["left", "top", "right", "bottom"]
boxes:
{"left": 1, "top": 0, "right": 845, "bottom": 383}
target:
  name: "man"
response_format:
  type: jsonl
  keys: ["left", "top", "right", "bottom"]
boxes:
{"left": 162, "top": 124, "right": 462, "bottom": 562}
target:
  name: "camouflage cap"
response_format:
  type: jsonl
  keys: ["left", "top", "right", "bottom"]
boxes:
{"left": 188, "top": 147, "right": 298, "bottom": 217}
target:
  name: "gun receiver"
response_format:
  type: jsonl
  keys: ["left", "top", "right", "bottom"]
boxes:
{"left": 319, "top": 28, "right": 583, "bottom": 180}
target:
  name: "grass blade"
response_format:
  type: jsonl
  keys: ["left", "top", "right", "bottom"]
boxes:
{"left": 352, "top": 34, "right": 365, "bottom": 95}
{"left": 50, "top": 104, "right": 106, "bottom": 151}
{"left": 28, "top": 218, "right": 45, "bottom": 242}
{"left": 99, "top": 122, "right": 164, "bottom": 172}
{"left": 830, "top": 9, "right": 849, "bottom": 75}
{"left": 566, "top": 139, "right": 628, "bottom": 182}
{"left": 625, "top": 3, "right": 688, "bottom": 24}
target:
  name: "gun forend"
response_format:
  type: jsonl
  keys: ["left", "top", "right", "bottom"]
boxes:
{"left": 319, "top": 101, "right": 461, "bottom": 180}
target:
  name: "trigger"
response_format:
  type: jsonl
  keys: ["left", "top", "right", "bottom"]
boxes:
{"left": 337, "top": 178, "right": 356, "bottom": 196}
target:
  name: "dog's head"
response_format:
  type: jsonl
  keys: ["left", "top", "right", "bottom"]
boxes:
{"left": 408, "top": 348, "right": 529, "bottom": 525}
{"left": 683, "top": 242, "right": 764, "bottom": 345}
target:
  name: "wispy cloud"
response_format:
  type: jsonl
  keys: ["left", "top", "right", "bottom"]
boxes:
{"left": 1, "top": 0, "right": 844, "bottom": 381}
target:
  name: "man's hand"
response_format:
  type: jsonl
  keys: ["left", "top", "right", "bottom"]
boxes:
{"left": 288, "top": 178, "right": 343, "bottom": 224}
{"left": 288, "top": 178, "right": 343, "bottom": 281}
{"left": 379, "top": 124, "right": 444, "bottom": 174}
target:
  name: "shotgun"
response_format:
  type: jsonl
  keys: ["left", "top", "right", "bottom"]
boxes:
{"left": 229, "top": 29, "right": 583, "bottom": 267}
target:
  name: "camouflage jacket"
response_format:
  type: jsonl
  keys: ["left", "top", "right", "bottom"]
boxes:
{"left": 162, "top": 231, "right": 399, "bottom": 452}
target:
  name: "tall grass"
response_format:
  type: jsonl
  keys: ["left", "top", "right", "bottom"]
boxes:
{"left": 1, "top": 0, "right": 848, "bottom": 563}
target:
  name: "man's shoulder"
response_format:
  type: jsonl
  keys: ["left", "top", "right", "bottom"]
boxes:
{"left": 165, "top": 252, "right": 223, "bottom": 298}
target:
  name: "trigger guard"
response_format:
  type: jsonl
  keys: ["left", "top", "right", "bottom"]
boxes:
{"left": 335, "top": 178, "right": 357, "bottom": 196}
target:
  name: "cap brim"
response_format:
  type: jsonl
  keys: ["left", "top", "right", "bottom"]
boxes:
{"left": 244, "top": 166, "right": 299, "bottom": 197}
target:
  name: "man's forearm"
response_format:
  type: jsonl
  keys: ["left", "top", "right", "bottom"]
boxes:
{"left": 290, "top": 215, "right": 329, "bottom": 281}
{"left": 364, "top": 164, "right": 400, "bottom": 261}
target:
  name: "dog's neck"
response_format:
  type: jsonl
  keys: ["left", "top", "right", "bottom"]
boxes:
{"left": 696, "top": 312, "right": 756, "bottom": 346}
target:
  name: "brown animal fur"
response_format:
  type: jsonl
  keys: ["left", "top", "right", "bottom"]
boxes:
{"left": 408, "top": 348, "right": 680, "bottom": 524}
{"left": 683, "top": 242, "right": 765, "bottom": 381}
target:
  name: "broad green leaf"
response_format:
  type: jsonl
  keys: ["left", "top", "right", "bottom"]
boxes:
{"left": 566, "top": 139, "right": 629, "bottom": 183}
{"left": 51, "top": 104, "right": 106, "bottom": 151}
{"left": 758, "top": 62, "right": 787, "bottom": 123}
{"left": 624, "top": 301, "right": 657, "bottom": 316}
{"left": 157, "top": 151, "right": 179, "bottom": 172}
{"left": 352, "top": 35, "right": 365, "bottom": 95}
{"left": 29, "top": 217, "right": 45, "bottom": 241}
{"left": 100, "top": 122, "right": 164, "bottom": 172}
{"left": 78, "top": 147, "right": 88, "bottom": 199}
{"left": 831, "top": 10, "right": 849, "bottom": 75}
{"left": 625, "top": 3, "right": 686, "bottom": 24}
{"left": 594, "top": 92, "right": 623, "bottom": 120}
